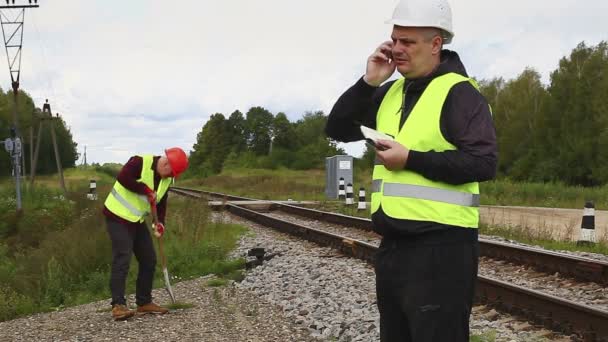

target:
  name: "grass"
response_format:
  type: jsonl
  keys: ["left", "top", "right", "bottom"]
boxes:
{"left": 225, "top": 269, "right": 245, "bottom": 282}
{"left": 204, "top": 269, "right": 246, "bottom": 287}
{"left": 0, "top": 169, "right": 249, "bottom": 322}
{"left": 323, "top": 197, "right": 608, "bottom": 255}
{"left": 244, "top": 303, "right": 258, "bottom": 317}
{"left": 206, "top": 278, "right": 229, "bottom": 287}
{"left": 470, "top": 330, "right": 496, "bottom": 342}
{"left": 481, "top": 179, "right": 608, "bottom": 209}
{"left": 480, "top": 222, "right": 608, "bottom": 255}
{"left": 179, "top": 167, "right": 370, "bottom": 201}
{"left": 24, "top": 166, "right": 116, "bottom": 191}
{"left": 10, "top": 166, "right": 608, "bottom": 212}
{"left": 180, "top": 168, "right": 608, "bottom": 254}
{"left": 313, "top": 200, "right": 371, "bottom": 219}
{"left": 212, "top": 288, "right": 222, "bottom": 303}
{"left": 166, "top": 302, "right": 195, "bottom": 310}
{"left": 94, "top": 302, "right": 195, "bottom": 312}
{"left": 470, "top": 331, "right": 547, "bottom": 342}
{"left": 181, "top": 168, "right": 608, "bottom": 210}
{"left": 158, "top": 196, "right": 247, "bottom": 283}
{"left": 5, "top": 166, "right": 608, "bottom": 321}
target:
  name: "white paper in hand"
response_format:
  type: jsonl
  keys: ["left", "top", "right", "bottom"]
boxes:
{"left": 360, "top": 125, "right": 394, "bottom": 144}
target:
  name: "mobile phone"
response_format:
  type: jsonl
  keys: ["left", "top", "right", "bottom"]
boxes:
{"left": 366, "top": 138, "right": 387, "bottom": 151}
{"left": 361, "top": 125, "right": 393, "bottom": 151}
{"left": 385, "top": 50, "right": 393, "bottom": 64}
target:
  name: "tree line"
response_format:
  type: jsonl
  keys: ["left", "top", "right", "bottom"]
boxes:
{"left": 0, "top": 90, "right": 78, "bottom": 177}
{"left": 3, "top": 41, "right": 605, "bottom": 187}
{"left": 187, "top": 107, "right": 344, "bottom": 177}
{"left": 355, "top": 41, "right": 608, "bottom": 187}
{"left": 480, "top": 41, "right": 608, "bottom": 186}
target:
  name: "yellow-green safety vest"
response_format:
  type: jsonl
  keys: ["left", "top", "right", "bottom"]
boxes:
{"left": 104, "top": 155, "right": 172, "bottom": 223}
{"left": 371, "top": 72, "right": 485, "bottom": 228}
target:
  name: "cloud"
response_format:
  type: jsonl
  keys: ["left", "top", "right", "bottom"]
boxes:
{"left": 0, "top": 0, "right": 604, "bottom": 162}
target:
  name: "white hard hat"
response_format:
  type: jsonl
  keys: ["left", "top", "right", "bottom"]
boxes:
{"left": 385, "top": 0, "right": 454, "bottom": 44}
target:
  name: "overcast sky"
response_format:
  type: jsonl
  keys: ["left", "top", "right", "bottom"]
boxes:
{"left": 1, "top": 0, "right": 606, "bottom": 164}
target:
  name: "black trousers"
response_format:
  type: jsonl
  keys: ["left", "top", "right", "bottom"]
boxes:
{"left": 375, "top": 236, "right": 478, "bottom": 342}
{"left": 106, "top": 217, "right": 157, "bottom": 306}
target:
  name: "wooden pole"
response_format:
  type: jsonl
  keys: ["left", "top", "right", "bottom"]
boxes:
{"left": 49, "top": 119, "right": 66, "bottom": 192}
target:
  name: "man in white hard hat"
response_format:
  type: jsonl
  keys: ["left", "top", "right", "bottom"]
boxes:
{"left": 326, "top": 0, "right": 497, "bottom": 341}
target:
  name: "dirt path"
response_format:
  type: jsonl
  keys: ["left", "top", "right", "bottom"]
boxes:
{"left": 0, "top": 276, "right": 314, "bottom": 342}
{"left": 480, "top": 205, "right": 608, "bottom": 241}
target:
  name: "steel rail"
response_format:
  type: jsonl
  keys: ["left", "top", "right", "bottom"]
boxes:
{"left": 227, "top": 202, "right": 608, "bottom": 341}
{"left": 171, "top": 186, "right": 257, "bottom": 202}
{"left": 275, "top": 202, "right": 608, "bottom": 286}
{"left": 171, "top": 187, "right": 608, "bottom": 339}
{"left": 170, "top": 186, "right": 608, "bottom": 286}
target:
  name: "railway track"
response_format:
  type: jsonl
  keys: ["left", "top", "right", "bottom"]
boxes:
{"left": 170, "top": 186, "right": 608, "bottom": 341}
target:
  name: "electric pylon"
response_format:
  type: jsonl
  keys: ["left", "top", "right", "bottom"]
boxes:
{"left": 0, "top": 0, "right": 39, "bottom": 212}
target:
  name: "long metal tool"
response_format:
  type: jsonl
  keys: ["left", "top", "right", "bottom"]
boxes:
{"left": 150, "top": 201, "right": 176, "bottom": 304}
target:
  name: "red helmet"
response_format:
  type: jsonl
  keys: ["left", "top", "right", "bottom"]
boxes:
{"left": 165, "top": 147, "right": 189, "bottom": 178}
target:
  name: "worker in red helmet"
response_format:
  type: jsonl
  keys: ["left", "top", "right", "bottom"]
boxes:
{"left": 102, "top": 147, "right": 189, "bottom": 320}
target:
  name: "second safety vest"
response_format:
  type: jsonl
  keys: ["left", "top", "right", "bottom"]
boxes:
{"left": 371, "top": 72, "right": 482, "bottom": 228}
{"left": 104, "top": 155, "right": 172, "bottom": 223}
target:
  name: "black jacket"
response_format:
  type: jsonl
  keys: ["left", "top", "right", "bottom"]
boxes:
{"left": 325, "top": 50, "right": 497, "bottom": 239}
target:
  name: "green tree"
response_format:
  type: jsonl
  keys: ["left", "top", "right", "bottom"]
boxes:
{"left": 294, "top": 111, "right": 327, "bottom": 149}
{"left": 226, "top": 110, "right": 247, "bottom": 154}
{"left": 542, "top": 42, "right": 608, "bottom": 185}
{"left": 486, "top": 69, "right": 548, "bottom": 179}
{"left": 272, "top": 112, "right": 295, "bottom": 151}
{"left": 359, "top": 143, "right": 376, "bottom": 169}
{"left": 189, "top": 113, "right": 231, "bottom": 175}
{"left": 0, "top": 90, "right": 78, "bottom": 177}
{"left": 479, "top": 77, "right": 504, "bottom": 111}
{"left": 29, "top": 114, "right": 79, "bottom": 174}
{"left": 245, "top": 107, "right": 274, "bottom": 156}
{"left": 292, "top": 111, "right": 344, "bottom": 169}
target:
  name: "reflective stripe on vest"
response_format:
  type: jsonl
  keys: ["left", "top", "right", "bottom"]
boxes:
{"left": 104, "top": 155, "right": 173, "bottom": 223}
{"left": 110, "top": 188, "right": 146, "bottom": 217}
{"left": 382, "top": 181, "right": 480, "bottom": 207}
{"left": 371, "top": 73, "right": 485, "bottom": 228}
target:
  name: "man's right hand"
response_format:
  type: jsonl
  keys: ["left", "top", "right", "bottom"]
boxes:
{"left": 153, "top": 222, "right": 165, "bottom": 238}
{"left": 363, "top": 41, "right": 396, "bottom": 87}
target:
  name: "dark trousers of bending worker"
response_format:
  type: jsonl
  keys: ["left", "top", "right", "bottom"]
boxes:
{"left": 106, "top": 217, "right": 157, "bottom": 306}
{"left": 375, "top": 228, "right": 479, "bottom": 342}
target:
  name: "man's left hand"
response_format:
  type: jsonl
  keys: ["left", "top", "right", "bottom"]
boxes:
{"left": 376, "top": 139, "right": 409, "bottom": 171}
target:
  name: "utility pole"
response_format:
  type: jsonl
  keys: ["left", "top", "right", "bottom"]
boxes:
{"left": 29, "top": 107, "right": 33, "bottom": 177}
{"left": 0, "top": 0, "right": 39, "bottom": 212}
{"left": 51, "top": 112, "right": 65, "bottom": 191}
{"left": 83, "top": 145, "right": 87, "bottom": 167}
{"left": 30, "top": 99, "right": 65, "bottom": 192}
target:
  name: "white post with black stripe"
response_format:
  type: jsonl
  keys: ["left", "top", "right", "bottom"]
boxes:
{"left": 338, "top": 177, "right": 346, "bottom": 200}
{"left": 357, "top": 187, "right": 366, "bottom": 211}
{"left": 577, "top": 201, "right": 596, "bottom": 245}
{"left": 345, "top": 183, "right": 354, "bottom": 205}
{"left": 87, "top": 179, "right": 98, "bottom": 201}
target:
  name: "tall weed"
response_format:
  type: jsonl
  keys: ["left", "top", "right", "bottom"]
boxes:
{"left": 183, "top": 169, "right": 608, "bottom": 209}
{"left": 0, "top": 186, "right": 248, "bottom": 322}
